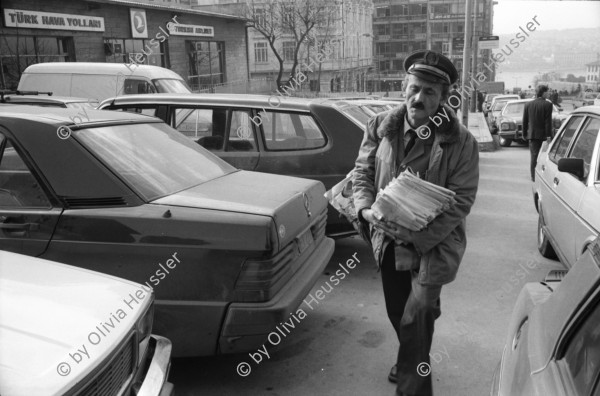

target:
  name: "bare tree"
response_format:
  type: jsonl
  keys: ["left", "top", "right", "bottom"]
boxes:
{"left": 307, "top": 4, "right": 339, "bottom": 94}
{"left": 246, "top": 0, "right": 328, "bottom": 91}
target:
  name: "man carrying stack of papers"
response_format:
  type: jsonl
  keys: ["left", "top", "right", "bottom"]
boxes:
{"left": 371, "top": 170, "right": 456, "bottom": 232}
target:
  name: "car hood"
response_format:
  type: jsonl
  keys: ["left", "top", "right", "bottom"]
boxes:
{"left": 152, "top": 170, "right": 327, "bottom": 249}
{"left": 0, "top": 252, "right": 148, "bottom": 396}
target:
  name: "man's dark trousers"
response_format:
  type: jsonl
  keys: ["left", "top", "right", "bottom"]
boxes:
{"left": 529, "top": 139, "right": 544, "bottom": 181}
{"left": 381, "top": 245, "right": 442, "bottom": 396}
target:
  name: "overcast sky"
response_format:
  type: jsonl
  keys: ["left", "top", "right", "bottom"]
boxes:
{"left": 493, "top": 0, "right": 600, "bottom": 34}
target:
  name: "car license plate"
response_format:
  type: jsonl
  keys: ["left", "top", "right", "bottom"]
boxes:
{"left": 296, "top": 229, "right": 314, "bottom": 255}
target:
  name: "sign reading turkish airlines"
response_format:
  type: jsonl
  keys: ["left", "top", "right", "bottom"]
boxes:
{"left": 130, "top": 9, "right": 148, "bottom": 38}
{"left": 167, "top": 23, "right": 214, "bottom": 37}
{"left": 3, "top": 9, "right": 105, "bottom": 31}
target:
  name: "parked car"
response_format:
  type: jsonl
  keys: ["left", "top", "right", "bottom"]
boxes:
{"left": 325, "top": 99, "right": 396, "bottom": 129}
{"left": 572, "top": 91, "right": 599, "bottom": 109}
{"left": 0, "top": 92, "right": 98, "bottom": 109}
{"left": 487, "top": 95, "right": 521, "bottom": 133}
{"left": 483, "top": 93, "right": 501, "bottom": 116}
{"left": 17, "top": 62, "right": 191, "bottom": 103}
{"left": 594, "top": 93, "right": 600, "bottom": 107}
{"left": 350, "top": 99, "right": 397, "bottom": 115}
{"left": 0, "top": 251, "right": 173, "bottom": 396}
{"left": 491, "top": 236, "right": 600, "bottom": 396}
{"left": 99, "top": 93, "right": 366, "bottom": 237}
{"left": 496, "top": 99, "right": 567, "bottom": 147}
{"left": 534, "top": 106, "right": 600, "bottom": 268}
{"left": 0, "top": 106, "right": 334, "bottom": 357}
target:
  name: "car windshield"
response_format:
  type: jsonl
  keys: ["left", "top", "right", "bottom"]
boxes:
{"left": 502, "top": 102, "right": 525, "bottom": 115}
{"left": 153, "top": 79, "right": 192, "bottom": 93}
{"left": 74, "top": 122, "right": 235, "bottom": 200}
{"left": 493, "top": 101, "right": 508, "bottom": 111}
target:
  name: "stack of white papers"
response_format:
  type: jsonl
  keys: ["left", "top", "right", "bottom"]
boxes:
{"left": 372, "top": 171, "right": 456, "bottom": 231}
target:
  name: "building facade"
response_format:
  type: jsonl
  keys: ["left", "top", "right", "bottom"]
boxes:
{"left": 585, "top": 59, "right": 600, "bottom": 90}
{"left": 0, "top": 0, "right": 248, "bottom": 91}
{"left": 195, "top": 0, "right": 373, "bottom": 93}
{"left": 372, "top": 0, "right": 493, "bottom": 90}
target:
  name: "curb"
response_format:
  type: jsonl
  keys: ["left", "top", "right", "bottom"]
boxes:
{"left": 478, "top": 136, "right": 500, "bottom": 152}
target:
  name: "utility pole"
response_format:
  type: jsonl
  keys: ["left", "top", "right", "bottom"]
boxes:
{"left": 470, "top": 0, "right": 478, "bottom": 112}
{"left": 461, "top": 0, "right": 474, "bottom": 126}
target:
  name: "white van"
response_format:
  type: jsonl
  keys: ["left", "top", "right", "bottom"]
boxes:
{"left": 18, "top": 62, "right": 191, "bottom": 102}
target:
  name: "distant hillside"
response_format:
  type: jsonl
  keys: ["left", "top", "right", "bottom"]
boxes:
{"left": 494, "top": 27, "right": 600, "bottom": 75}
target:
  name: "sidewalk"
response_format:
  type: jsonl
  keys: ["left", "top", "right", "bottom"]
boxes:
{"left": 458, "top": 111, "right": 498, "bottom": 152}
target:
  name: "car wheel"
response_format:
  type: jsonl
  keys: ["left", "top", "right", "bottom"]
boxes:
{"left": 538, "top": 215, "right": 557, "bottom": 259}
{"left": 499, "top": 136, "right": 512, "bottom": 147}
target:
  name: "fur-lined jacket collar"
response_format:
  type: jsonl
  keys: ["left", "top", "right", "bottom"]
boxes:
{"left": 376, "top": 103, "right": 461, "bottom": 144}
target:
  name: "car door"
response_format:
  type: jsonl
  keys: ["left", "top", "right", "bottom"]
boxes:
{"left": 539, "top": 115, "right": 585, "bottom": 263}
{"left": 570, "top": 116, "right": 600, "bottom": 259}
{"left": 0, "top": 131, "right": 62, "bottom": 255}
{"left": 254, "top": 109, "right": 328, "bottom": 180}
{"left": 170, "top": 106, "right": 259, "bottom": 171}
{"left": 553, "top": 288, "right": 600, "bottom": 395}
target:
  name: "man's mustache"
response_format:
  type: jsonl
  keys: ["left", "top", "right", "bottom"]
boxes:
{"left": 411, "top": 102, "right": 425, "bottom": 110}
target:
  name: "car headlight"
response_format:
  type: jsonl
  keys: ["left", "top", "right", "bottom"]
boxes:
{"left": 501, "top": 121, "right": 516, "bottom": 131}
{"left": 137, "top": 303, "right": 154, "bottom": 342}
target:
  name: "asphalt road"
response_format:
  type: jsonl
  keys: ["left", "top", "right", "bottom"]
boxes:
{"left": 169, "top": 145, "right": 564, "bottom": 396}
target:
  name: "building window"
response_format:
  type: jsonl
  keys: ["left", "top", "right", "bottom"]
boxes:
{"left": 104, "top": 38, "right": 166, "bottom": 67}
{"left": 283, "top": 41, "right": 295, "bottom": 61}
{"left": 442, "top": 42, "right": 450, "bottom": 55}
{"left": 0, "top": 35, "right": 74, "bottom": 89}
{"left": 188, "top": 41, "right": 225, "bottom": 90}
{"left": 254, "top": 42, "right": 269, "bottom": 63}
{"left": 376, "top": 6, "right": 390, "bottom": 17}
{"left": 256, "top": 8, "right": 266, "bottom": 27}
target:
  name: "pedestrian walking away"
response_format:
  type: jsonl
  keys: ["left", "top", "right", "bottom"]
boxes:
{"left": 523, "top": 85, "right": 553, "bottom": 182}
{"left": 352, "top": 49, "right": 480, "bottom": 396}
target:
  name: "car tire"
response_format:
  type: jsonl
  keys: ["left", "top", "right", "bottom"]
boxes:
{"left": 499, "top": 136, "right": 512, "bottom": 147}
{"left": 538, "top": 215, "right": 557, "bottom": 259}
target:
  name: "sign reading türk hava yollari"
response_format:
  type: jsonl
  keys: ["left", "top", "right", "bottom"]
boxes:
{"left": 3, "top": 9, "right": 105, "bottom": 32}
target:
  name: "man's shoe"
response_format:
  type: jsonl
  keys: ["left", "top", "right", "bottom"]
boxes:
{"left": 388, "top": 364, "right": 397, "bottom": 383}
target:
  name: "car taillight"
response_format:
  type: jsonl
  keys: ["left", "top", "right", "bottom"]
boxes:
{"left": 233, "top": 243, "right": 296, "bottom": 302}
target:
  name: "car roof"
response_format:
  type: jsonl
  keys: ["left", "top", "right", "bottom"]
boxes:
{"left": 0, "top": 106, "right": 163, "bottom": 201}
{"left": 100, "top": 93, "right": 326, "bottom": 112}
{"left": 328, "top": 99, "right": 397, "bottom": 107}
{"left": 0, "top": 105, "right": 155, "bottom": 126}
{"left": 492, "top": 94, "right": 520, "bottom": 101}
{"left": 21, "top": 62, "right": 184, "bottom": 80}
{"left": 4, "top": 95, "right": 95, "bottom": 104}
{"left": 570, "top": 105, "right": 600, "bottom": 115}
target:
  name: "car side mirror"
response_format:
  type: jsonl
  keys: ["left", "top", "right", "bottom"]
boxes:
{"left": 558, "top": 158, "right": 584, "bottom": 179}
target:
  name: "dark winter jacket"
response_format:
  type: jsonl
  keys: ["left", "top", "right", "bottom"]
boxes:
{"left": 352, "top": 104, "right": 479, "bottom": 285}
{"left": 522, "top": 97, "right": 553, "bottom": 140}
